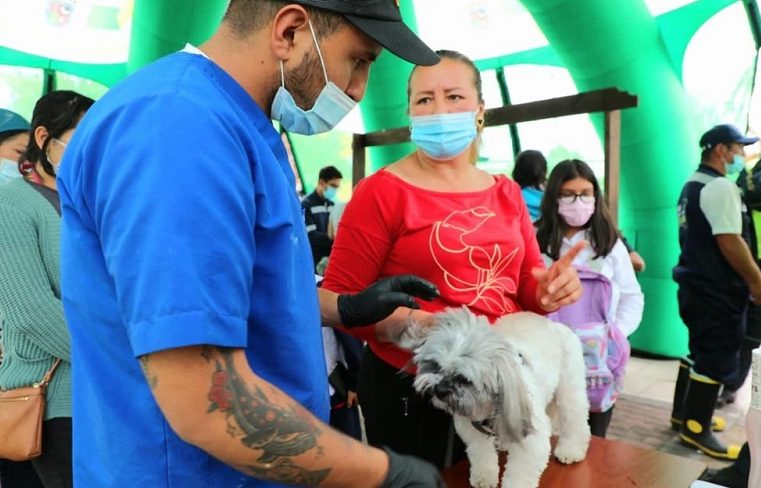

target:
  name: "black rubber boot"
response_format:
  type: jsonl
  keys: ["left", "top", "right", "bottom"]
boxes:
{"left": 679, "top": 372, "right": 740, "bottom": 460}
{"left": 670, "top": 357, "right": 725, "bottom": 432}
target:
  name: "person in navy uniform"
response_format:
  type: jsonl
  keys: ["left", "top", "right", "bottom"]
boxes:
{"left": 672, "top": 123, "right": 761, "bottom": 460}
{"left": 302, "top": 165, "right": 342, "bottom": 270}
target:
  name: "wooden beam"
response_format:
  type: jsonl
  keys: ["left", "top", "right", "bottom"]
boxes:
{"left": 485, "top": 87, "right": 637, "bottom": 128}
{"left": 362, "top": 127, "right": 411, "bottom": 148}
{"left": 354, "top": 88, "right": 638, "bottom": 148}
{"left": 349, "top": 87, "right": 638, "bottom": 192}
{"left": 604, "top": 110, "right": 622, "bottom": 227}
{"left": 352, "top": 133, "right": 367, "bottom": 187}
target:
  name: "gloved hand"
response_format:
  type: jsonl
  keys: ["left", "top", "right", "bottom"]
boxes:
{"left": 379, "top": 447, "right": 446, "bottom": 488}
{"left": 337, "top": 275, "right": 439, "bottom": 327}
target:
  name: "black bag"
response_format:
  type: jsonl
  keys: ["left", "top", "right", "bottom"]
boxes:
{"left": 328, "top": 362, "right": 350, "bottom": 401}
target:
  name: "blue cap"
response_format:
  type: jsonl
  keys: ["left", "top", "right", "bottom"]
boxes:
{"left": 700, "top": 124, "right": 759, "bottom": 150}
{"left": 0, "top": 109, "right": 30, "bottom": 135}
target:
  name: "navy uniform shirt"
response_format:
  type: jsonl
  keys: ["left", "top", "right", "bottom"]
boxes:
{"left": 673, "top": 164, "right": 753, "bottom": 300}
{"left": 302, "top": 190, "right": 334, "bottom": 267}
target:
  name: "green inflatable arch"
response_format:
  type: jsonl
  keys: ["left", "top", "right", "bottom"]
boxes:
{"left": 2, "top": 0, "right": 758, "bottom": 357}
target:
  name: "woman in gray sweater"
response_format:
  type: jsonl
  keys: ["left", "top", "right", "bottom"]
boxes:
{"left": 0, "top": 91, "right": 93, "bottom": 488}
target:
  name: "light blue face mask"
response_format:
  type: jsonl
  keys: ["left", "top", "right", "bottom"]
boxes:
{"left": 324, "top": 186, "right": 337, "bottom": 201}
{"left": 271, "top": 21, "right": 357, "bottom": 135}
{"left": 0, "top": 158, "right": 21, "bottom": 183}
{"left": 725, "top": 153, "right": 745, "bottom": 175}
{"left": 410, "top": 111, "right": 478, "bottom": 160}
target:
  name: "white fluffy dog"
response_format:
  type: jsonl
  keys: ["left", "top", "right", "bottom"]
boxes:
{"left": 396, "top": 307, "right": 591, "bottom": 488}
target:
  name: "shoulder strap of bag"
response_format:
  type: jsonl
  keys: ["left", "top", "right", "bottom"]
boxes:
{"left": 34, "top": 359, "right": 61, "bottom": 388}
{"left": 24, "top": 180, "right": 61, "bottom": 216}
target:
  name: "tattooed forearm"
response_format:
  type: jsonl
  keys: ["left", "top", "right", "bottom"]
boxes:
{"left": 244, "top": 459, "right": 330, "bottom": 485}
{"left": 205, "top": 347, "right": 330, "bottom": 484}
{"left": 138, "top": 355, "right": 158, "bottom": 390}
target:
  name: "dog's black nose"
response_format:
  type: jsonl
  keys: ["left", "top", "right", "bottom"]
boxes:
{"left": 433, "top": 383, "right": 454, "bottom": 399}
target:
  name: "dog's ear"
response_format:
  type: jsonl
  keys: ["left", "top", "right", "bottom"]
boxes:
{"left": 494, "top": 344, "right": 535, "bottom": 443}
{"left": 388, "top": 316, "right": 431, "bottom": 351}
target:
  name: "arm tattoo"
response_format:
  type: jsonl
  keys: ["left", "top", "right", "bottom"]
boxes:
{"left": 138, "top": 355, "right": 158, "bottom": 390}
{"left": 206, "top": 348, "right": 330, "bottom": 485}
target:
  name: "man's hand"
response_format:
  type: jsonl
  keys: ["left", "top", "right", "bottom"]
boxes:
{"left": 532, "top": 241, "right": 586, "bottom": 312}
{"left": 750, "top": 283, "right": 761, "bottom": 305}
{"left": 379, "top": 447, "right": 445, "bottom": 488}
{"left": 346, "top": 391, "right": 358, "bottom": 408}
{"left": 337, "top": 275, "right": 439, "bottom": 327}
{"left": 629, "top": 251, "right": 646, "bottom": 272}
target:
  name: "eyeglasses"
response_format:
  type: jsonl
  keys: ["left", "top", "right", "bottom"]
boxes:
{"left": 559, "top": 193, "right": 595, "bottom": 204}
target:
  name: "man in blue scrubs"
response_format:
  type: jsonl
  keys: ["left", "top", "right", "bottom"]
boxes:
{"left": 57, "top": 1, "right": 443, "bottom": 486}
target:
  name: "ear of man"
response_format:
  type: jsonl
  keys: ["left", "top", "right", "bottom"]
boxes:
{"left": 269, "top": 4, "right": 311, "bottom": 64}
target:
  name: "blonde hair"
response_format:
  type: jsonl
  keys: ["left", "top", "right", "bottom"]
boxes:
{"left": 408, "top": 49, "right": 484, "bottom": 165}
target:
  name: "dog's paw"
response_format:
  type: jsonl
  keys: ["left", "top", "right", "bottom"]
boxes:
{"left": 469, "top": 464, "right": 499, "bottom": 488}
{"left": 502, "top": 472, "right": 541, "bottom": 488}
{"left": 553, "top": 441, "right": 587, "bottom": 464}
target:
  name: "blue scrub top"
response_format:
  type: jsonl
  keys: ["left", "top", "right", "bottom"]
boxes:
{"left": 58, "top": 52, "right": 328, "bottom": 487}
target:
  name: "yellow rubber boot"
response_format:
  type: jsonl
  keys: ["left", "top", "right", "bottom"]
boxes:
{"left": 670, "top": 358, "right": 725, "bottom": 432}
{"left": 679, "top": 372, "right": 740, "bottom": 460}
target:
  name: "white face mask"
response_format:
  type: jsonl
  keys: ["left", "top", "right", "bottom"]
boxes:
{"left": 47, "top": 138, "right": 67, "bottom": 174}
{"left": 0, "top": 158, "right": 21, "bottom": 183}
{"left": 270, "top": 20, "right": 357, "bottom": 135}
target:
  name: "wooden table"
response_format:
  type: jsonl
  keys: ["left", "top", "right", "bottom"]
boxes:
{"left": 442, "top": 436, "right": 707, "bottom": 488}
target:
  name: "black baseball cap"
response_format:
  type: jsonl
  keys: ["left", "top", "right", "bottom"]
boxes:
{"left": 700, "top": 124, "right": 759, "bottom": 151}
{"left": 295, "top": 0, "right": 439, "bottom": 66}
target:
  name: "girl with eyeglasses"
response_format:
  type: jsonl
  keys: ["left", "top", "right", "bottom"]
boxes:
{"left": 535, "top": 158, "right": 644, "bottom": 438}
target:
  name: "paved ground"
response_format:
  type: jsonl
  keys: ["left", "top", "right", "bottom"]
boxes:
{"left": 609, "top": 355, "right": 750, "bottom": 472}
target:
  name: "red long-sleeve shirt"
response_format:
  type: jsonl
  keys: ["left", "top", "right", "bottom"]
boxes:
{"left": 322, "top": 169, "right": 546, "bottom": 369}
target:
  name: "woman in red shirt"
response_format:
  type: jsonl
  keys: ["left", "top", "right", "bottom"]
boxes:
{"left": 321, "top": 50, "right": 583, "bottom": 469}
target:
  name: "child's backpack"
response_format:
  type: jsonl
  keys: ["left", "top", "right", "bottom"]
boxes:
{"left": 548, "top": 267, "right": 630, "bottom": 413}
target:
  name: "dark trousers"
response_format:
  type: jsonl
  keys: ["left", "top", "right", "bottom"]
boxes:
{"left": 358, "top": 346, "right": 465, "bottom": 470}
{"left": 329, "top": 396, "right": 362, "bottom": 441}
{"left": 726, "top": 304, "right": 761, "bottom": 392}
{"left": 0, "top": 460, "right": 44, "bottom": 488}
{"left": 677, "top": 284, "right": 747, "bottom": 385}
{"left": 588, "top": 406, "right": 614, "bottom": 438}
{"left": 30, "top": 418, "right": 72, "bottom": 488}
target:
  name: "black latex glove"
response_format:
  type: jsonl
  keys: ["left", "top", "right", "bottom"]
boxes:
{"left": 337, "top": 275, "right": 439, "bottom": 328}
{"left": 380, "top": 447, "right": 446, "bottom": 488}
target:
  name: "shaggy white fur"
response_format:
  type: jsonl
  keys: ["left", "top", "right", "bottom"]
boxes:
{"left": 397, "top": 307, "right": 591, "bottom": 488}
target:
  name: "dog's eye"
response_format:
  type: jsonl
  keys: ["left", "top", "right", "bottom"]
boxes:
{"left": 419, "top": 361, "right": 441, "bottom": 374}
{"left": 451, "top": 374, "right": 472, "bottom": 386}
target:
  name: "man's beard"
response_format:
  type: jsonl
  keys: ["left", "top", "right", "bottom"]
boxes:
{"left": 283, "top": 48, "right": 325, "bottom": 111}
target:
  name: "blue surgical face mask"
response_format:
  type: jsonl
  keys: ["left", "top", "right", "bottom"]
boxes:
{"left": 271, "top": 21, "right": 357, "bottom": 135}
{"left": 410, "top": 111, "right": 478, "bottom": 160}
{"left": 725, "top": 153, "right": 745, "bottom": 175}
{"left": 0, "top": 158, "right": 21, "bottom": 183}
{"left": 324, "top": 186, "right": 337, "bottom": 201}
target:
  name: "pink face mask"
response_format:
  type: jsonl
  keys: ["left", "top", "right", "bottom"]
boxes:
{"left": 558, "top": 198, "right": 595, "bottom": 227}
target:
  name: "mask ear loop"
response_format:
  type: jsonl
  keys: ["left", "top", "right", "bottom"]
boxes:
{"left": 307, "top": 19, "right": 329, "bottom": 85}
